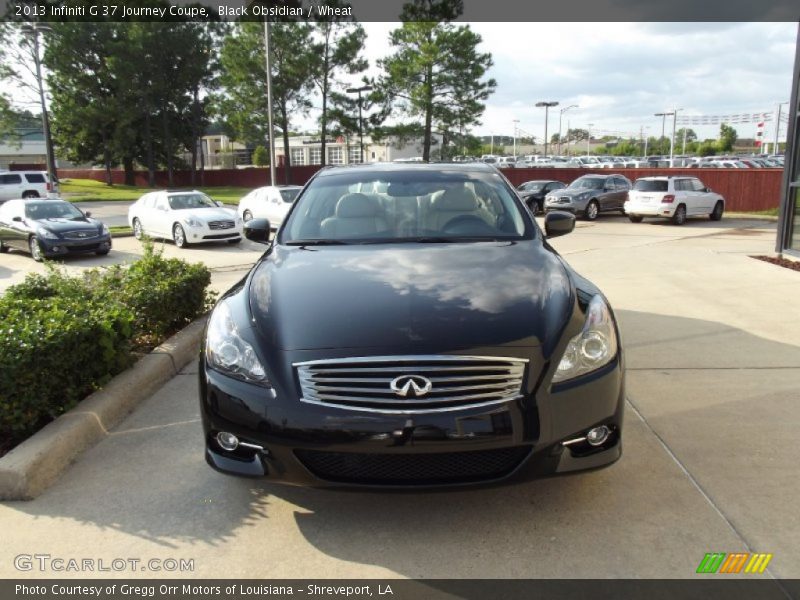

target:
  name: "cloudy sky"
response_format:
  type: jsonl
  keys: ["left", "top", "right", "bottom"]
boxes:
{"left": 347, "top": 22, "right": 797, "bottom": 144}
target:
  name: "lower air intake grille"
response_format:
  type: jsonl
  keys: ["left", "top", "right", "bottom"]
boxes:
{"left": 294, "top": 446, "right": 531, "bottom": 485}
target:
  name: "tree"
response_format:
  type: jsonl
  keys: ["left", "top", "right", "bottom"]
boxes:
{"left": 218, "top": 21, "right": 313, "bottom": 181}
{"left": 718, "top": 123, "right": 737, "bottom": 152}
{"left": 675, "top": 128, "right": 697, "bottom": 144}
{"left": 309, "top": 1, "right": 367, "bottom": 166}
{"left": 376, "top": 0, "right": 495, "bottom": 162}
{"left": 0, "top": 24, "right": 19, "bottom": 144}
{"left": 252, "top": 145, "right": 269, "bottom": 166}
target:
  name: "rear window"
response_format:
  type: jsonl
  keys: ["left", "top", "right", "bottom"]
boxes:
{"left": 280, "top": 188, "right": 300, "bottom": 203}
{"left": 633, "top": 180, "right": 669, "bottom": 192}
{"left": 24, "top": 173, "right": 46, "bottom": 183}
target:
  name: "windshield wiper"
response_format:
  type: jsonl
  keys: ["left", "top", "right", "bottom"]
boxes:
{"left": 285, "top": 239, "right": 350, "bottom": 246}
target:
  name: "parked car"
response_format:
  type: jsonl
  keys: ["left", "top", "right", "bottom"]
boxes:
{"left": 237, "top": 185, "right": 302, "bottom": 229}
{"left": 0, "top": 198, "right": 111, "bottom": 261}
{"left": 199, "top": 162, "right": 625, "bottom": 487}
{"left": 496, "top": 156, "right": 517, "bottom": 169}
{"left": 0, "top": 171, "right": 53, "bottom": 202}
{"left": 624, "top": 176, "right": 724, "bottom": 225}
{"left": 517, "top": 180, "right": 566, "bottom": 213}
{"left": 544, "top": 174, "right": 631, "bottom": 220}
{"left": 128, "top": 190, "right": 243, "bottom": 248}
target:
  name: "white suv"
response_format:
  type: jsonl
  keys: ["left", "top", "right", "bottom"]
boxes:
{"left": 624, "top": 176, "right": 725, "bottom": 225}
{"left": 0, "top": 171, "right": 52, "bottom": 202}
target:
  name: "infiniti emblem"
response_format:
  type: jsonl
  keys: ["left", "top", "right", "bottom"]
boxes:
{"left": 390, "top": 375, "right": 433, "bottom": 398}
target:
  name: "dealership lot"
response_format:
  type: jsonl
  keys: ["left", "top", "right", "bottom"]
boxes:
{"left": 1, "top": 216, "right": 798, "bottom": 580}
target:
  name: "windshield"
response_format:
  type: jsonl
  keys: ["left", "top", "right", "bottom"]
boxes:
{"left": 280, "top": 188, "right": 300, "bottom": 203}
{"left": 568, "top": 177, "right": 605, "bottom": 190}
{"left": 281, "top": 170, "right": 531, "bottom": 244}
{"left": 633, "top": 179, "right": 669, "bottom": 192}
{"left": 25, "top": 201, "right": 85, "bottom": 220}
{"left": 519, "top": 182, "right": 544, "bottom": 192}
{"left": 168, "top": 193, "right": 216, "bottom": 210}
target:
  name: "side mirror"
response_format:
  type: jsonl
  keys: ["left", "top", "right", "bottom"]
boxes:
{"left": 12, "top": 216, "right": 22, "bottom": 222}
{"left": 544, "top": 211, "right": 575, "bottom": 239}
{"left": 215, "top": 200, "right": 223, "bottom": 207}
{"left": 84, "top": 211, "right": 92, "bottom": 217}
{"left": 244, "top": 218, "right": 271, "bottom": 244}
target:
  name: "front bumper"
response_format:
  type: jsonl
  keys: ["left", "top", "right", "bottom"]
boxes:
{"left": 184, "top": 223, "right": 243, "bottom": 243}
{"left": 544, "top": 197, "right": 588, "bottom": 214}
{"left": 199, "top": 353, "right": 625, "bottom": 488}
{"left": 41, "top": 235, "right": 112, "bottom": 256}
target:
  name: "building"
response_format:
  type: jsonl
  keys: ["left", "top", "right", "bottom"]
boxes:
{"left": 0, "top": 128, "right": 48, "bottom": 170}
{"left": 273, "top": 134, "right": 439, "bottom": 167}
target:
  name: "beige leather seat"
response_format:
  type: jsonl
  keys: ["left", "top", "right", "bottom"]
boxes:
{"left": 320, "top": 193, "right": 388, "bottom": 238}
{"left": 426, "top": 187, "right": 489, "bottom": 231}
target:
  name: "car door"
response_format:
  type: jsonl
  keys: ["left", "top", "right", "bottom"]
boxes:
{"left": 692, "top": 178, "right": 714, "bottom": 212}
{"left": 265, "top": 189, "right": 283, "bottom": 224}
{"left": 0, "top": 201, "right": 28, "bottom": 250}
{"left": 0, "top": 173, "right": 23, "bottom": 201}
{"left": 674, "top": 179, "right": 697, "bottom": 215}
{"left": 153, "top": 194, "right": 173, "bottom": 237}
{"left": 599, "top": 178, "right": 616, "bottom": 211}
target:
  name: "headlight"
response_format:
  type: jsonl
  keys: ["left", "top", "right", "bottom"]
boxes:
{"left": 38, "top": 228, "right": 58, "bottom": 239}
{"left": 205, "top": 300, "right": 269, "bottom": 384}
{"left": 184, "top": 216, "right": 202, "bottom": 227}
{"left": 552, "top": 295, "right": 618, "bottom": 383}
{"left": 100, "top": 224, "right": 109, "bottom": 235}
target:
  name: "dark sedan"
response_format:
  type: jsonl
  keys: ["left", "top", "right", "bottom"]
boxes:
{"left": 544, "top": 174, "right": 631, "bottom": 220}
{"left": 0, "top": 198, "right": 112, "bottom": 261}
{"left": 199, "top": 163, "right": 624, "bottom": 488}
{"left": 517, "top": 180, "right": 566, "bottom": 214}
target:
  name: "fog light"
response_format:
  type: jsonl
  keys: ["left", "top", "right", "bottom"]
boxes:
{"left": 216, "top": 431, "right": 239, "bottom": 451}
{"left": 586, "top": 426, "right": 610, "bottom": 447}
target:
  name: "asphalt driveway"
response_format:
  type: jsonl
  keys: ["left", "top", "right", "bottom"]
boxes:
{"left": 1, "top": 215, "right": 797, "bottom": 581}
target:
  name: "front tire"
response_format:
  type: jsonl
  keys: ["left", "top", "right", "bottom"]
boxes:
{"left": 671, "top": 204, "right": 687, "bottom": 226}
{"left": 29, "top": 237, "right": 44, "bottom": 262}
{"left": 22, "top": 191, "right": 39, "bottom": 199}
{"left": 132, "top": 218, "right": 143, "bottom": 240}
{"left": 173, "top": 223, "right": 188, "bottom": 248}
{"left": 584, "top": 200, "right": 599, "bottom": 221}
{"left": 96, "top": 249, "right": 110, "bottom": 256}
{"left": 0, "top": 240, "right": 8, "bottom": 253}
{"left": 710, "top": 201, "right": 724, "bottom": 221}
{"left": 628, "top": 215, "right": 644, "bottom": 223}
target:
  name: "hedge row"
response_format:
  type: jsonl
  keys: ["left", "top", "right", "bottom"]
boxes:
{"left": 0, "top": 242, "right": 215, "bottom": 441}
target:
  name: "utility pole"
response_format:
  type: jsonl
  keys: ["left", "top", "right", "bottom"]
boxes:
{"left": 670, "top": 109, "right": 681, "bottom": 164}
{"left": 654, "top": 111, "right": 671, "bottom": 156}
{"left": 512, "top": 119, "right": 519, "bottom": 158}
{"left": 586, "top": 124, "right": 594, "bottom": 157}
{"left": 558, "top": 104, "right": 578, "bottom": 155}
{"left": 774, "top": 102, "right": 787, "bottom": 154}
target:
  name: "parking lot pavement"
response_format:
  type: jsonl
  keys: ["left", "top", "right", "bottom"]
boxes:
{"left": 73, "top": 201, "right": 133, "bottom": 228}
{"left": 1, "top": 215, "right": 798, "bottom": 580}
{"left": 0, "top": 235, "right": 266, "bottom": 296}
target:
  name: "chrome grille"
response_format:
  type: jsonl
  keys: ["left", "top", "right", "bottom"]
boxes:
{"left": 208, "top": 220, "right": 235, "bottom": 230}
{"left": 295, "top": 355, "right": 527, "bottom": 413}
{"left": 63, "top": 230, "right": 97, "bottom": 239}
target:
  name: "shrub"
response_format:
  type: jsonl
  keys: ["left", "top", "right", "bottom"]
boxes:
{"left": 252, "top": 145, "right": 269, "bottom": 167}
{"left": 0, "top": 242, "right": 214, "bottom": 443}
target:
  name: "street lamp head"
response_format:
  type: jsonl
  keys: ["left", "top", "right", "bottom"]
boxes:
{"left": 536, "top": 101, "right": 559, "bottom": 108}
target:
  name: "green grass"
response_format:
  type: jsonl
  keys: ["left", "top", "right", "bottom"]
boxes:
{"left": 744, "top": 208, "right": 779, "bottom": 216}
{"left": 60, "top": 178, "right": 249, "bottom": 205}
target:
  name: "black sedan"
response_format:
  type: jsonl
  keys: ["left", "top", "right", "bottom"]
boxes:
{"left": 199, "top": 163, "right": 624, "bottom": 488}
{"left": 517, "top": 180, "right": 566, "bottom": 214}
{"left": 0, "top": 198, "right": 112, "bottom": 261}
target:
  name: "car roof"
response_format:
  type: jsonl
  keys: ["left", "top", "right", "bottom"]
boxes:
{"left": 521, "top": 180, "right": 561, "bottom": 184}
{"left": 314, "top": 162, "right": 497, "bottom": 178}
{"left": 10, "top": 197, "right": 68, "bottom": 204}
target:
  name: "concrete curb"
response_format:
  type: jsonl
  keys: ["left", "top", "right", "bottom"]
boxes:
{"left": 726, "top": 212, "right": 779, "bottom": 222}
{"left": 0, "top": 316, "right": 207, "bottom": 501}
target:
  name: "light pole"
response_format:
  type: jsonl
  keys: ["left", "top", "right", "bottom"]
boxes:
{"left": 558, "top": 104, "right": 578, "bottom": 155}
{"left": 20, "top": 23, "right": 57, "bottom": 196}
{"left": 536, "top": 101, "right": 559, "bottom": 158}
{"left": 642, "top": 125, "right": 650, "bottom": 156}
{"left": 654, "top": 111, "right": 674, "bottom": 156}
{"left": 670, "top": 108, "right": 682, "bottom": 164}
{"left": 512, "top": 119, "right": 519, "bottom": 158}
{"left": 346, "top": 85, "right": 373, "bottom": 163}
{"left": 773, "top": 101, "right": 788, "bottom": 154}
{"left": 263, "top": 21, "right": 276, "bottom": 185}
{"left": 586, "top": 124, "right": 594, "bottom": 157}
{"left": 490, "top": 132, "right": 494, "bottom": 155}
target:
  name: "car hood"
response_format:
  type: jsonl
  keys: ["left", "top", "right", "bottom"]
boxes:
{"left": 549, "top": 188, "right": 595, "bottom": 198}
{"left": 187, "top": 208, "right": 238, "bottom": 221}
{"left": 247, "top": 241, "right": 573, "bottom": 353}
{"left": 32, "top": 217, "right": 101, "bottom": 232}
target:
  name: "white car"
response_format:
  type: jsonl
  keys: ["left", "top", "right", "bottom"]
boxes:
{"left": 0, "top": 171, "right": 53, "bottom": 201}
{"left": 237, "top": 185, "right": 302, "bottom": 229}
{"left": 128, "top": 190, "right": 243, "bottom": 247}
{"left": 624, "top": 176, "right": 725, "bottom": 225}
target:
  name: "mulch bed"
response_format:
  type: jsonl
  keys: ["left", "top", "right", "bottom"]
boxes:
{"left": 752, "top": 255, "right": 800, "bottom": 272}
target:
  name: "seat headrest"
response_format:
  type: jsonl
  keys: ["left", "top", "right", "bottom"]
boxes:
{"left": 336, "top": 193, "right": 379, "bottom": 218}
{"left": 432, "top": 187, "right": 477, "bottom": 211}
